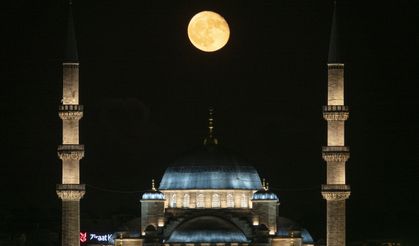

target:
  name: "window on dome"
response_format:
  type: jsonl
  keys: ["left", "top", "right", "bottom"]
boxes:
{"left": 197, "top": 194, "right": 205, "bottom": 208}
{"left": 170, "top": 194, "right": 177, "bottom": 208}
{"left": 240, "top": 194, "right": 248, "bottom": 208}
{"left": 212, "top": 193, "right": 220, "bottom": 208}
{"left": 183, "top": 194, "right": 190, "bottom": 208}
{"left": 227, "top": 193, "right": 234, "bottom": 208}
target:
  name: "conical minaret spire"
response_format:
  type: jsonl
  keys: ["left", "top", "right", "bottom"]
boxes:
{"left": 56, "top": 2, "right": 85, "bottom": 246}
{"left": 328, "top": 1, "right": 341, "bottom": 63}
{"left": 203, "top": 107, "right": 218, "bottom": 145}
{"left": 64, "top": 0, "right": 78, "bottom": 62}
{"left": 322, "top": 2, "right": 350, "bottom": 246}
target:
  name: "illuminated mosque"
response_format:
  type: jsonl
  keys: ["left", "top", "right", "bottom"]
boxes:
{"left": 56, "top": 2, "right": 350, "bottom": 246}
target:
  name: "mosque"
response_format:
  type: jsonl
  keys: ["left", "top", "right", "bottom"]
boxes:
{"left": 56, "top": 2, "right": 350, "bottom": 246}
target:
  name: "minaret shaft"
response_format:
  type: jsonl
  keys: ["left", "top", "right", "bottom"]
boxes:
{"left": 63, "top": 63, "right": 79, "bottom": 105}
{"left": 322, "top": 64, "right": 350, "bottom": 246}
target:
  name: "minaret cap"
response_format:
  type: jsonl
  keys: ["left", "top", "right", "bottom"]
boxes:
{"left": 64, "top": 0, "right": 79, "bottom": 62}
{"left": 203, "top": 107, "right": 218, "bottom": 145}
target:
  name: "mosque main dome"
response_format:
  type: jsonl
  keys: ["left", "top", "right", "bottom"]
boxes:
{"left": 159, "top": 144, "right": 263, "bottom": 190}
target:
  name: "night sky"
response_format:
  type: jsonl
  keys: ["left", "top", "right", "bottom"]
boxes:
{"left": 1, "top": 0, "right": 418, "bottom": 243}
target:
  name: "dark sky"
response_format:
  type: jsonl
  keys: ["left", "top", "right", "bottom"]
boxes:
{"left": 1, "top": 0, "right": 418, "bottom": 243}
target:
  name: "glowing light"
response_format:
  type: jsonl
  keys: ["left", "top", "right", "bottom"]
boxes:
{"left": 158, "top": 219, "right": 165, "bottom": 227}
{"left": 183, "top": 194, "right": 190, "bottom": 208}
{"left": 187, "top": 11, "right": 230, "bottom": 52}
{"left": 197, "top": 194, "right": 205, "bottom": 208}
{"left": 142, "top": 192, "right": 165, "bottom": 200}
{"left": 240, "top": 194, "right": 248, "bottom": 208}
{"left": 227, "top": 193, "right": 234, "bottom": 208}
{"left": 252, "top": 192, "right": 279, "bottom": 200}
{"left": 80, "top": 232, "right": 87, "bottom": 243}
{"left": 212, "top": 193, "right": 220, "bottom": 207}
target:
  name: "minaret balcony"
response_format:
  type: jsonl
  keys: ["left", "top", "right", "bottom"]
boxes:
{"left": 322, "top": 146, "right": 349, "bottom": 162}
{"left": 56, "top": 184, "right": 85, "bottom": 201}
{"left": 327, "top": 64, "right": 344, "bottom": 69}
{"left": 58, "top": 144, "right": 84, "bottom": 160}
{"left": 321, "top": 184, "right": 350, "bottom": 201}
{"left": 323, "top": 105, "right": 349, "bottom": 121}
{"left": 59, "top": 104, "right": 83, "bottom": 120}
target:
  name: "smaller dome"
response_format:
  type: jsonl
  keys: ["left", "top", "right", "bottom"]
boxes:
{"left": 142, "top": 179, "right": 165, "bottom": 200}
{"left": 252, "top": 189, "right": 279, "bottom": 201}
{"left": 252, "top": 180, "right": 279, "bottom": 201}
{"left": 142, "top": 191, "right": 165, "bottom": 200}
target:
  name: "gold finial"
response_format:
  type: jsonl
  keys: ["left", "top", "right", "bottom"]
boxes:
{"left": 262, "top": 178, "right": 266, "bottom": 190}
{"left": 204, "top": 107, "right": 218, "bottom": 145}
{"left": 266, "top": 182, "right": 269, "bottom": 191}
{"left": 151, "top": 179, "right": 156, "bottom": 191}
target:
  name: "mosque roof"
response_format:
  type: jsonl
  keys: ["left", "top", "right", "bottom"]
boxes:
{"left": 166, "top": 216, "right": 249, "bottom": 243}
{"left": 276, "top": 217, "right": 314, "bottom": 243}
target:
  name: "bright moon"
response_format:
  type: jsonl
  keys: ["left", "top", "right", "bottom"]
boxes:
{"left": 187, "top": 11, "right": 230, "bottom": 52}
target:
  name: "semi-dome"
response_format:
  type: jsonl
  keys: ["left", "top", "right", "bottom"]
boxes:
{"left": 166, "top": 216, "right": 249, "bottom": 243}
{"left": 159, "top": 145, "right": 262, "bottom": 190}
{"left": 276, "top": 217, "right": 314, "bottom": 244}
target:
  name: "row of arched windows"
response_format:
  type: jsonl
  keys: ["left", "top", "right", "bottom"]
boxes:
{"left": 169, "top": 193, "right": 248, "bottom": 208}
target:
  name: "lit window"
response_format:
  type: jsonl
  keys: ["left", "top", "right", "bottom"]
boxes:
{"left": 183, "top": 194, "right": 190, "bottom": 208}
{"left": 170, "top": 194, "right": 177, "bottom": 208}
{"left": 197, "top": 194, "right": 205, "bottom": 208}
{"left": 212, "top": 194, "right": 220, "bottom": 208}
{"left": 240, "top": 194, "right": 247, "bottom": 208}
{"left": 227, "top": 193, "right": 234, "bottom": 208}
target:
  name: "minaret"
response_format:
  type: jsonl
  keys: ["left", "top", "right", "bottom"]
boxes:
{"left": 56, "top": 2, "right": 85, "bottom": 246}
{"left": 322, "top": 2, "right": 350, "bottom": 246}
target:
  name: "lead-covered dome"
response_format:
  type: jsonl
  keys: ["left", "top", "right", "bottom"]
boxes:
{"left": 159, "top": 145, "right": 263, "bottom": 190}
{"left": 142, "top": 179, "right": 165, "bottom": 200}
{"left": 252, "top": 180, "right": 279, "bottom": 201}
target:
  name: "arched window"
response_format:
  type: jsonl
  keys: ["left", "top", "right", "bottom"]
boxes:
{"left": 212, "top": 193, "right": 220, "bottom": 208}
{"left": 170, "top": 194, "right": 177, "bottom": 208}
{"left": 240, "top": 194, "right": 248, "bottom": 208}
{"left": 227, "top": 193, "right": 234, "bottom": 208}
{"left": 183, "top": 194, "right": 190, "bottom": 208}
{"left": 197, "top": 194, "right": 205, "bottom": 208}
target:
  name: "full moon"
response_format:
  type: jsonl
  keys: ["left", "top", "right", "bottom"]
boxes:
{"left": 187, "top": 11, "right": 230, "bottom": 52}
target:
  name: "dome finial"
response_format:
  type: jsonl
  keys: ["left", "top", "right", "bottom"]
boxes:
{"left": 266, "top": 182, "right": 269, "bottom": 191}
{"left": 151, "top": 179, "right": 156, "bottom": 191}
{"left": 262, "top": 178, "right": 266, "bottom": 190}
{"left": 204, "top": 106, "right": 218, "bottom": 145}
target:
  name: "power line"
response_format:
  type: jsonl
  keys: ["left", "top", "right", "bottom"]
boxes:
{"left": 86, "top": 184, "right": 149, "bottom": 194}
